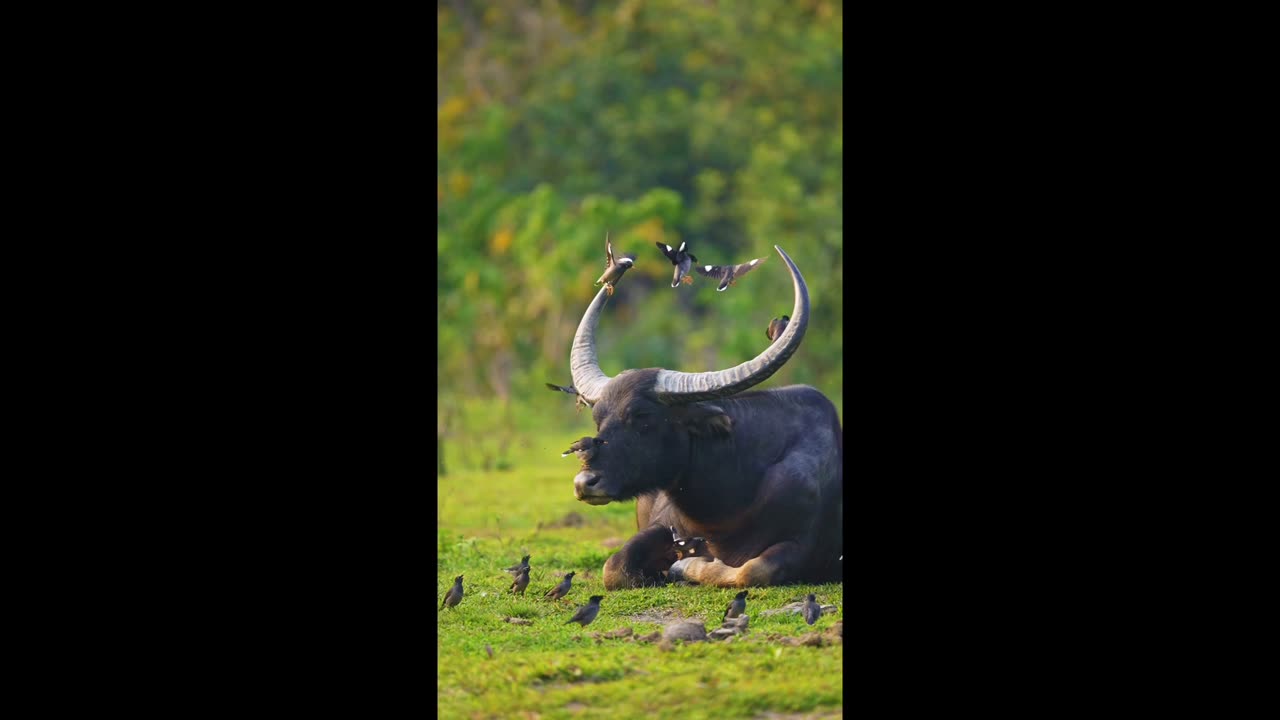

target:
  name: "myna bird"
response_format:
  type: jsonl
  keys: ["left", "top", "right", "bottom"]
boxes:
{"left": 546, "top": 382, "right": 591, "bottom": 412}
{"left": 656, "top": 240, "right": 697, "bottom": 287}
{"left": 670, "top": 526, "right": 711, "bottom": 560}
{"left": 562, "top": 437, "right": 607, "bottom": 460}
{"left": 565, "top": 595, "right": 604, "bottom": 627}
{"left": 724, "top": 590, "right": 748, "bottom": 621}
{"left": 802, "top": 593, "right": 821, "bottom": 625}
{"left": 510, "top": 566, "right": 530, "bottom": 596}
{"left": 594, "top": 233, "right": 635, "bottom": 296}
{"left": 544, "top": 571, "right": 576, "bottom": 601}
{"left": 766, "top": 315, "right": 790, "bottom": 344}
{"left": 695, "top": 255, "right": 767, "bottom": 292}
{"left": 504, "top": 554, "right": 531, "bottom": 575}
{"left": 440, "top": 575, "right": 464, "bottom": 609}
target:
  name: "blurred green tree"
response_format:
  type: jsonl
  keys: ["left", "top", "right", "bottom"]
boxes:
{"left": 439, "top": 0, "right": 842, "bottom": 470}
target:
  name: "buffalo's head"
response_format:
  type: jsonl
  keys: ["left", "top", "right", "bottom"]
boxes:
{"left": 569, "top": 245, "right": 810, "bottom": 506}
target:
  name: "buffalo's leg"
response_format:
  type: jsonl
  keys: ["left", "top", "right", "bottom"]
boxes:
{"left": 669, "top": 540, "right": 806, "bottom": 588}
{"left": 603, "top": 523, "right": 678, "bottom": 590}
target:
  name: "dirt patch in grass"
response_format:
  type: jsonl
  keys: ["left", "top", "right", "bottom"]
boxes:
{"left": 542, "top": 511, "right": 586, "bottom": 528}
{"left": 623, "top": 607, "right": 685, "bottom": 624}
{"left": 530, "top": 665, "right": 634, "bottom": 691}
{"left": 755, "top": 710, "right": 842, "bottom": 720}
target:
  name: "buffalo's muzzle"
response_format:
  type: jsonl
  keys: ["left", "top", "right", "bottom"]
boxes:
{"left": 573, "top": 470, "right": 612, "bottom": 505}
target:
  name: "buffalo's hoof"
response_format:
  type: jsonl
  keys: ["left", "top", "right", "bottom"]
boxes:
{"left": 667, "top": 556, "right": 709, "bottom": 582}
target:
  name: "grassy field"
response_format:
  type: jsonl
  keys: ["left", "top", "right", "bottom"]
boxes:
{"left": 437, "top": 428, "right": 843, "bottom": 720}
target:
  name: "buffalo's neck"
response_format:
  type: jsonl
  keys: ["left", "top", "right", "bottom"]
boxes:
{"left": 666, "top": 432, "right": 755, "bottom": 526}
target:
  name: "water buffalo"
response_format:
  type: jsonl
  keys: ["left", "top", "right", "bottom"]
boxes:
{"left": 568, "top": 246, "right": 842, "bottom": 589}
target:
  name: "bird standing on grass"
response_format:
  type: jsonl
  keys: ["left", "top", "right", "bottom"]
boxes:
{"left": 505, "top": 554, "right": 531, "bottom": 576}
{"left": 544, "top": 571, "right": 576, "bottom": 601}
{"left": 802, "top": 593, "right": 821, "bottom": 625}
{"left": 441, "top": 575, "right": 464, "bottom": 609}
{"left": 594, "top": 233, "right": 635, "bottom": 296}
{"left": 696, "top": 255, "right": 768, "bottom": 292}
{"left": 565, "top": 595, "right": 604, "bottom": 627}
{"left": 510, "top": 566, "right": 530, "bottom": 596}
{"left": 724, "top": 590, "right": 748, "bottom": 621}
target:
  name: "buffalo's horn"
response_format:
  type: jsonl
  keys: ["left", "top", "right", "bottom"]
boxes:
{"left": 651, "top": 245, "right": 809, "bottom": 403}
{"left": 568, "top": 283, "right": 614, "bottom": 405}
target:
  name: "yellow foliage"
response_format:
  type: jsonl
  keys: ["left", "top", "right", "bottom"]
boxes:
{"left": 438, "top": 96, "right": 469, "bottom": 125}
{"left": 448, "top": 171, "right": 472, "bottom": 197}
{"left": 635, "top": 217, "right": 665, "bottom": 245}
{"left": 490, "top": 228, "right": 513, "bottom": 256}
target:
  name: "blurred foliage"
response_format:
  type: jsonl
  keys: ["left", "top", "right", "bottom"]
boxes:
{"left": 439, "top": 0, "right": 842, "bottom": 468}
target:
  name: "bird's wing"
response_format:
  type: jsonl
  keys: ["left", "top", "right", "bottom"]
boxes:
{"left": 694, "top": 263, "right": 728, "bottom": 278}
{"left": 546, "top": 383, "right": 578, "bottom": 395}
{"left": 605, "top": 234, "right": 614, "bottom": 268}
{"left": 728, "top": 257, "right": 768, "bottom": 279}
{"left": 656, "top": 242, "right": 678, "bottom": 263}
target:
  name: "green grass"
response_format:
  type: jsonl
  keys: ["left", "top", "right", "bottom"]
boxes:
{"left": 438, "top": 429, "right": 843, "bottom": 720}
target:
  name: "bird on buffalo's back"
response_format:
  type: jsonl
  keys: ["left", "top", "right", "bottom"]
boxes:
{"left": 695, "top": 255, "right": 767, "bottom": 292}
{"left": 510, "top": 566, "right": 530, "bottom": 596}
{"left": 656, "top": 240, "right": 697, "bottom": 287}
{"left": 724, "top": 590, "right": 748, "bottom": 621}
{"left": 594, "top": 233, "right": 635, "bottom": 296}
{"left": 545, "top": 571, "right": 576, "bottom": 601}
{"left": 562, "top": 437, "right": 607, "bottom": 461}
{"left": 564, "top": 595, "right": 604, "bottom": 627}
{"left": 802, "top": 593, "right": 821, "bottom": 625}
{"left": 546, "top": 382, "right": 591, "bottom": 412}
{"left": 766, "top": 315, "right": 790, "bottom": 344}
{"left": 441, "top": 575, "right": 464, "bottom": 609}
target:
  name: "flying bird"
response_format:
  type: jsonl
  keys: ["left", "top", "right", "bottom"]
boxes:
{"left": 504, "top": 554, "right": 531, "bottom": 576}
{"left": 440, "top": 575, "right": 464, "bottom": 609}
{"left": 546, "top": 382, "right": 592, "bottom": 412}
{"left": 562, "top": 437, "right": 607, "bottom": 460}
{"left": 695, "top": 255, "right": 768, "bottom": 292}
{"left": 802, "top": 593, "right": 821, "bottom": 625}
{"left": 724, "top": 590, "right": 748, "bottom": 621}
{"left": 565, "top": 595, "right": 604, "bottom": 627}
{"left": 594, "top": 233, "right": 635, "bottom": 296}
{"left": 656, "top": 240, "right": 698, "bottom": 287}
{"left": 544, "top": 571, "right": 576, "bottom": 601}
{"left": 510, "top": 566, "right": 530, "bottom": 596}
{"left": 766, "top": 315, "right": 790, "bottom": 344}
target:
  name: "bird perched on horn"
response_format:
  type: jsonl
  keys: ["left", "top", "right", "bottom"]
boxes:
{"left": 594, "top": 233, "right": 635, "bottom": 296}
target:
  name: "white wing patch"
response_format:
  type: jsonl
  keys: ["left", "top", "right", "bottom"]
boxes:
{"left": 705, "top": 265, "right": 713, "bottom": 271}
{"left": 665, "top": 245, "right": 672, "bottom": 252}
{"left": 678, "top": 242, "right": 685, "bottom": 252}
{"left": 749, "top": 259, "right": 759, "bottom": 266}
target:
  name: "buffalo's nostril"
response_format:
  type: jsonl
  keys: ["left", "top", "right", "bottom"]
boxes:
{"left": 584, "top": 474, "right": 600, "bottom": 488}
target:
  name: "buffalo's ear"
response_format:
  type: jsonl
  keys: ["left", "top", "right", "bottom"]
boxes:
{"left": 671, "top": 403, "right": 734, "bottom": 438}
